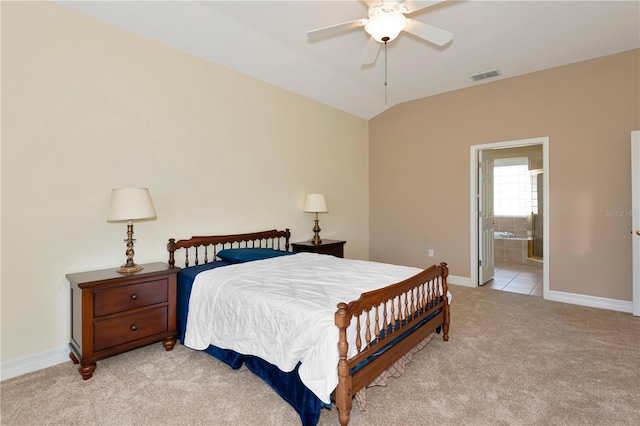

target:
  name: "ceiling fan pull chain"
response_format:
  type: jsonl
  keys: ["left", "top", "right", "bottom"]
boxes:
{"left": 383, "top": 37, "right": 389, "bottom": 105}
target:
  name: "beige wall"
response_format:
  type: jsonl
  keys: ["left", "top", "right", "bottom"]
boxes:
{"left": 370, "top": 49, "right": 640, "bottom": 302}
{"left": 491, "top": 145, "right": 543, "bottom": 170}
{"left": 1, "top": 1, "right": 637, "bottom": 371}
{"left": 1, "top": 2, "right": 369, "bottom": 362}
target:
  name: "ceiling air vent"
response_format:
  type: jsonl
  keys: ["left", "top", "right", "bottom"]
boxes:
{"left": 471, "top": 69, "right": 500, "bottom": 82}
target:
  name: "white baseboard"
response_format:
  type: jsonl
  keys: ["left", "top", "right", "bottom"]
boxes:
{"left": 448, "top": 274, "right": 473, "bottom": 287}
{"left": 446, "top": 274, "right": 632, "bottom": 314}
{"left": 548, "top": 290, "right": 633, "bottom": 313}
{"left": 1, "top": 346, "right": 69, "bottom": 381}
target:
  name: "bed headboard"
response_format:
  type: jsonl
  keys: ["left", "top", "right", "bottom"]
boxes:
{"left": 167, "top": 228, "right": 291, "bottom": 268}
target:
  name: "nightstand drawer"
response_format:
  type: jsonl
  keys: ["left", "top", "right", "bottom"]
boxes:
{"left": 94, "top": 306, "right": 168, "bottom": 351}
{"left": 94, "top": 279, "right": 168, "bottom": 317}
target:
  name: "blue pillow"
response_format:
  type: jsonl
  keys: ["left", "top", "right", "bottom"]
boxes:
{"left": 217, "top": 248, "right": 294, "bottom": 263}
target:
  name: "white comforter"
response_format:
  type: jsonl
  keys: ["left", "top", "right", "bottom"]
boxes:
{"left": 184, "top": 252, "right": 435, "bottom": 404}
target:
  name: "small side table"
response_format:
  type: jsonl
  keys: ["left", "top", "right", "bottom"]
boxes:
{"left": 67, "top": 262, "right": 179, "bottom": 380}
{"left": 291, "top": 239, "right": 346, "bottom": 258}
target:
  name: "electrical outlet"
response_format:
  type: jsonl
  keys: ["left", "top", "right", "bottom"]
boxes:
{"left": 428, "top": 249, "right": 434, "bottom": 257}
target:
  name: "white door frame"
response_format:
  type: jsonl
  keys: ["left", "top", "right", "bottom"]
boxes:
{"left": 470, "top": 137, "right": 550, "bottom": 299}
{"left": 632, "top": 131, "right": 639, "bottom": 316}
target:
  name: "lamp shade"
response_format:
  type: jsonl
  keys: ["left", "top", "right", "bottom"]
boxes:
{"left": 107, "top": 187, "right": 157, "bottom": 222}
{"left": 303, "top": 194, "right": 328, "bottom": 213}
{"left": 364, "top": 11, "right": 408, "bottom": 43}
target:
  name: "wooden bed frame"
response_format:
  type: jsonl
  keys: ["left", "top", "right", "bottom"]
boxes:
{"left": 167, "top": 229, "right": 449, "bottom": 426}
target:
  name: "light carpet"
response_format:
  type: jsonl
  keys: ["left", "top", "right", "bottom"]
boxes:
{"left": 2, "top": 285, "right": 639, "bottom": 425}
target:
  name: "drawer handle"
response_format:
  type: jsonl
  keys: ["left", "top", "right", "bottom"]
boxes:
{"left": 131, "top": 325, "right": 138, "bottom": 331}
{"left": 131, "top": 294, "right": 138, "bottom": 300}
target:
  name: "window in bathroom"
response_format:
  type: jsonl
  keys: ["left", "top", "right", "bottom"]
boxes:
{"left": 494, "top": 157, "right": 531, "bottom": 216}
{"left": 530, "top": 171, "right": 540, "bottom": 215}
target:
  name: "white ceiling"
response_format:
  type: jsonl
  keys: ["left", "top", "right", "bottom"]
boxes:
{"left": 56, "top": 0, "right": 640, "bottom": 120}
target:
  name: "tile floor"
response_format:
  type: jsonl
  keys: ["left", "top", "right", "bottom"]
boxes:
{"left": 481, "top": 261, "right": 543, "bottom": 296}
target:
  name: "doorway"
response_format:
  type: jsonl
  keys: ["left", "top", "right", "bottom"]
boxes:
{"left": 470, "top": 137, "right": 549, "bottom": 299}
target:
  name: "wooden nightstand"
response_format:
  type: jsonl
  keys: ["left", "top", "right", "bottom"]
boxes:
{"left": 67, "top": 262, "right": 179, "bottom": 380}
{"left": 291, "top": 239, "right": 346, "bottom": 258}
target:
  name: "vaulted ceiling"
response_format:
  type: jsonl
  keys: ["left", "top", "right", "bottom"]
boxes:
{"left": 56, "top": 1, "right": 640, "bottom": 119}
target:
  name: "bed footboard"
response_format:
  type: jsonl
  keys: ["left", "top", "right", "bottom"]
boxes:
{"left": 334, "top": 262, "right": 449, "bottom": 426}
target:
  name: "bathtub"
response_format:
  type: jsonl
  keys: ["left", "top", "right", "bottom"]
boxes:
{"left": 494, "top": 231, "right": 517, "bottom": 239}
{"left": 494, "top": 231, "right": 532, "bottom": 241}
{"left": 494, "top": 232, "right": 537, "bottom": 264}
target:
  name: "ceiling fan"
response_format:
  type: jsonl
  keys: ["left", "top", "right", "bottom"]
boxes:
{"left": 307, "top": 0, "right": 453, "bottom": 65}
{"left": 306, "top": 0, "right": 453, "bottom": 65}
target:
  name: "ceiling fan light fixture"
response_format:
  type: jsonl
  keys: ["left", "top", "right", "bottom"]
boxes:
{"left": 365, "top": 11, "right": 408, "bottom": 43}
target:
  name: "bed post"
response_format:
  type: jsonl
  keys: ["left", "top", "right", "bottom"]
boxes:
{"left": 284, "top": 228, "right": 291, "bottom": 252}
{"left": 440, "top": 262, "right": 449, "bottom": 341}
{"left": 167, "top": 239, "right": 176, "bottom": 268}
{"left": 335, "top": 302, "right": 352, "bottom": 426}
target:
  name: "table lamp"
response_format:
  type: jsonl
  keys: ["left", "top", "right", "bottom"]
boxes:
{"left": 107, "top": 187, "right": 157, "bottom": 273}
{"left": 304, "top": 193, "right": 328, "bottom": 245}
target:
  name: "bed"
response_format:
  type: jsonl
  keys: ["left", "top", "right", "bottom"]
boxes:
{"left": 167, "top": 229, "right": 449, "bottom": 426}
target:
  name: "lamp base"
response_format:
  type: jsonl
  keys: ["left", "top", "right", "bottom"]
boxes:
{"left": 117, "top": 222, "right": 143, "bottom": 274}
{"left": 311, "top": 216, "right": 322, "bottom": 245}
{"left": 116, "top": 264, "right": 144, "bottom": 274}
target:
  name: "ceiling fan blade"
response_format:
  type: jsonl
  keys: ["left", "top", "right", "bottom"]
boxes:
{"left": 306, "top": 19, "right": 367, "bottom": 40}
{"left": 405, "top": 1, "right": 447, "bottom": 14}
{"left": 404, "top": 19, "right": 453, "bottom": 46}
{"left": 361, "top": 36, "right": 381, "bottom": 65}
